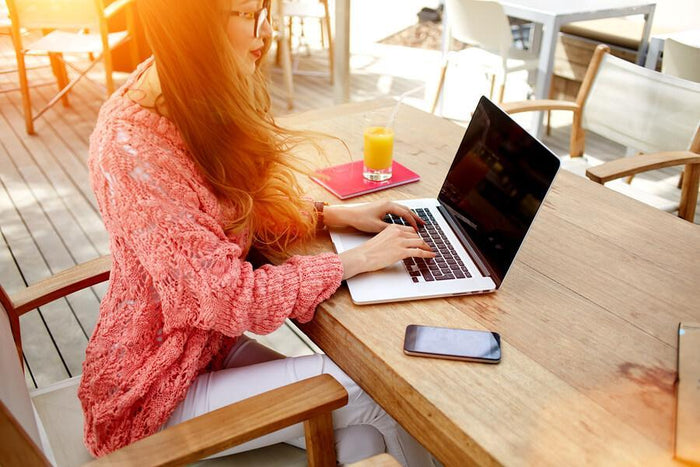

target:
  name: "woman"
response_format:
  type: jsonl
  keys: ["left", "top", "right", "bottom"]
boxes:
{"left": 78, "top": 0, "right": 435, "bottom": 465}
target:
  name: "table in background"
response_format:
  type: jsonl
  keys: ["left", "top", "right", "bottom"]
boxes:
{"left": 279, "top": 100, "right": 700, "bottom": 465}
{"left": 492, "top": 0, "right": 656, "bottom": 137}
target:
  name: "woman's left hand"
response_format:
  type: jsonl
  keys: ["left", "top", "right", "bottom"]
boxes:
{"left": 324, "top": 201, "right": 425, "bottom": 233}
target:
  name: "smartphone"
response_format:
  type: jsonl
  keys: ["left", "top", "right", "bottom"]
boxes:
{"left": 403, "top": 324, "right": 501, "bottom": 363}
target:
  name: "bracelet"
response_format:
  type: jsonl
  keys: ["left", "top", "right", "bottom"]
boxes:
{"left": 314, "top": 201, "right": 329, "bottom": 230}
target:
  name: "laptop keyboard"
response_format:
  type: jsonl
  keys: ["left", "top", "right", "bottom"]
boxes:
{"left": 384, "top": 208, "right": 472, "bottom": 283}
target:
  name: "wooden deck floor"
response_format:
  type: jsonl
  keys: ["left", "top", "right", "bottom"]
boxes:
{"left": 1, "top": 34, "right": 696, "bottom": 389}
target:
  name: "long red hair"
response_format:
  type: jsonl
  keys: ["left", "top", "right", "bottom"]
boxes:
{"left": 136, "top": 0, "right": 317, "bottom": 255}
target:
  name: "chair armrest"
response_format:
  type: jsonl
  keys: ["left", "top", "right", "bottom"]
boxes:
{"left": 103, "top": 0, "right": 133, "bottom": 19}
{"left": 585, "top": 151, "right": 700, "bottom": 183}
{"left": 86, "top": 374, "right": 348, "bottom": 466}
{"left": 10, "top": 255, "right": 111, "bottom": 316}
{"left": 500, "top": 99, "right": 579, "bottom": 114}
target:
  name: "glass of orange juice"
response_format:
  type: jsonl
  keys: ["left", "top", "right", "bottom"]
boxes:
{"left": 363, "top": 123, "right": 394, "bottom": 181}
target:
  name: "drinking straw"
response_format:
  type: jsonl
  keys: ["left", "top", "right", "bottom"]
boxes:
{"left": 386, "top": 85, "right": 426, "bottom": 129}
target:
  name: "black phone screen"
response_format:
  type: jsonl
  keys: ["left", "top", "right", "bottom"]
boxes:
{"left": 403, "top": 325, "right": 501, "bottom": 363}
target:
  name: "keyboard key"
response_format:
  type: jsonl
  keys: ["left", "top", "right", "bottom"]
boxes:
{"left": 389, "top": 208, "right": 474, "bottom": 284}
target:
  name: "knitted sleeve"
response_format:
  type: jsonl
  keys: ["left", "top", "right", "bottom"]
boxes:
{"left": 92, "top": 124, "right": 343, "bottom": 336}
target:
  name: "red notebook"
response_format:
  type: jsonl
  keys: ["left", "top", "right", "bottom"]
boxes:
{"left": 310, "top": 160, "right": 420, "bottom": 200}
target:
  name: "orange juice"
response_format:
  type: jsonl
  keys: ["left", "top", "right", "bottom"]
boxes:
{"left": 363, "top": 126, "right": 394, "bottom": 170}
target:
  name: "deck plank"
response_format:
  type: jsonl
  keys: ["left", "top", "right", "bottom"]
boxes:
{"left": 0, "top": 120, "right": 92, "bottom": 375}
{"left": 0, "top": 175, "right": 71, "bottom": 385}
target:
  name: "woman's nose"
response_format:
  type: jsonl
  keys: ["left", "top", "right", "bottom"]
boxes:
{"left": 260, "top": 14, "right": 272, "bottom": 39}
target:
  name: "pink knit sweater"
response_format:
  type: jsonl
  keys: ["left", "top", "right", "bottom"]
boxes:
{"left": 78, "top": 69, "right": 344, "bottom": 457}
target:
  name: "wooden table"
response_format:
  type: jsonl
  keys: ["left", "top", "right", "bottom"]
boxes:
{"left": 280, "top": 100, "right": 700, "bottom": 466}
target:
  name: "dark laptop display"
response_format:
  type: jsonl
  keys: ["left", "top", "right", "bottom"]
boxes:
{"left": 438, "top": 97, "right": 560, "bottom": 286}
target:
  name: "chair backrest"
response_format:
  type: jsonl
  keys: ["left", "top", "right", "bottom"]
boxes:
{"left": 582, "top": 51, "right": 700, "bottom": 154}
{"left": 444, "top": 0, "right": 512, "bottom": 56}
{"left": 662, "top": 37, "right": 700, "bottom": 83}
{"left": 7, "top": 0, "right": 102, "bottom": 30}
{"left": 0, "top": 300, "right": 49, "bottom": 465}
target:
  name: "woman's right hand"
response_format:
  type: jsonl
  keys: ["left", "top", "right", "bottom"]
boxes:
{"left": 338, "top": 224, "right": 435, "bottom": 280}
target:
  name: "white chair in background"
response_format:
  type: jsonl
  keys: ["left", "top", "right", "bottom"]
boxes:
{"left": 431, "top": 0, "right": 538, "bottom": 113}
{"left": 661, "top": 36, "right": 700, "bottom": 82}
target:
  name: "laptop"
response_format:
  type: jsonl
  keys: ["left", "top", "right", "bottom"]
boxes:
{"left": 329, "top": 96, "right": 560, "bottom": 304}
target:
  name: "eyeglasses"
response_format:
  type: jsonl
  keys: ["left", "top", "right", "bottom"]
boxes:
{"left": 229, "top": 0, "right": 270, "bottom": 38}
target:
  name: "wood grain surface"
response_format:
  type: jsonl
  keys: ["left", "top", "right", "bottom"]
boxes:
{"left": 280, "top": 100, "right": 700, "bottom": 466}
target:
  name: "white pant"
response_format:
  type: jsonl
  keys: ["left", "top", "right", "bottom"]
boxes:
{"left": 163, "top": 336, "right": 433, "bottom": 466}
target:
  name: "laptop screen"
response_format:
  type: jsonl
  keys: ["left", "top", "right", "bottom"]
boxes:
{"left": 438, "top": 97, "right": 560, "bottom": 285}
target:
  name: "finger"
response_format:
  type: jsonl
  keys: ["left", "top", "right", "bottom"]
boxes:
{"left": 393, "top": 204, "right": 425, "bottom": 226}
{"left": 393, "top": 206, "right": 420, "bottom": 231}
{"left": 401, "top": 237, "right": 433, "bottom": 252}
{"left": 383, "top": 204, "right": 422, "bottom": 231}
{"left": 392, "top": 224, "right": 418, "bottom": 234}
{"left": 408, "top": 247, "right": 436, "bottom": 258}
{"left": 407, "top": 209, "right": 426, "bottom": 227}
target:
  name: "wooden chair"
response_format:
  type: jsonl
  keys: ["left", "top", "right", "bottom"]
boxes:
{"left": 0, "top": 255, "right": 348, "bottom": 466}
{"left": 0, "top": 0, "right": 66, "bottom": 96}
{"left": 432, "top": 0, "right": 538, "bottom": 113}
{"left": 502, "top": 44, "right": 700, "bottom": 222}
{"left": 6, "top": 0, "right": 140, "bottom": 134}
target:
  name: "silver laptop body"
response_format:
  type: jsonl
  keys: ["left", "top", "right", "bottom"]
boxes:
{"left": 330, "top": 97, "right": 560, "bottom": 305}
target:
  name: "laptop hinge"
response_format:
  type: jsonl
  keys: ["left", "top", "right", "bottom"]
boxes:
{"left": 437, "top": 204, "right": 502, "bottom": 287}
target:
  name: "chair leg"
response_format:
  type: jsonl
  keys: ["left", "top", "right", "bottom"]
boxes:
{"left": 570, "top": 109, "right": 585, "bottom": 157}
{"left": 546, "top": 79, "right": 555, "bottom": 136}
{"left": 279, "top": 34, "right": 295, "bottom": 110}
{"left": 323, "top": 0, "right": 334, "bottom": 85}
{"left": 15, "top": 53, "right": 34, "bottom": 134}
{"left": 431, "top": 63, "right": 448, "bottom": 114}
{"left": 678, "top": 163, "right": 699, "bottom": 222}
{"left": 100, "top": 31, "right": 116, "bottom": 96}
{"left": 488, "top": 74, "right": 496, "bottom": 100}
{"left": 304, "top": 412, "right": 336, "bottom": 467}
{"left": 275, "top": 37, "right": 283, "bottom": 66}
{"left": 625, "top": 152, "right": 644, "bottom": 184}
{"left": 498, "top": 81, "right": 506, "bottom": 103}
{"left": 103, "top": 51, "right": 115, "bottom": 96}
{"left": 49, "top": 53, "right": 70, "bottom": 107}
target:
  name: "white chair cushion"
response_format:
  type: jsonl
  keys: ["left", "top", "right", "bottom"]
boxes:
{"left": 31, "top": 376, "right": 309, "bottom": 466}
{"left": 0, "top": 308, "right": 42, "bottom": 450}
{"left": 606, "top": 180, "right": 679, "bottom": 212}
{"left": 559, "top": 155, "right": 680, "bottom": 213}
{"left": 30, "top": 377, "right": 93, "bottom": 467}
